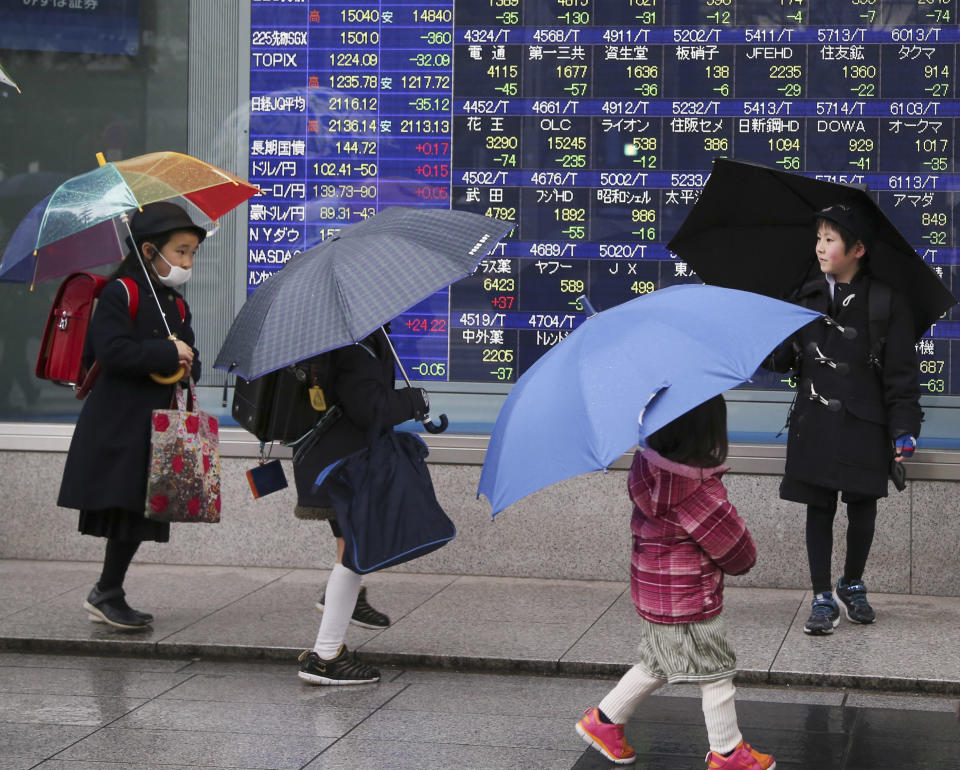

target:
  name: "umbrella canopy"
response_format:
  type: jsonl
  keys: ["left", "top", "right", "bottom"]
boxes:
{"left": 666, "top": 157, "right": 956, "bottom": 340}
{"left": 0, "top": 151, "right": 259, "bottom": 285}
{"left": 214, "top": 206, "right": 515, "bottom": 380}
{"left": 0, "top": 61, "right": 20, "bottom": 93}
{"left": 111, "top": 151, "right": 258, "bottom": 221}
{"left": 477, "top": 285, "right": 821, "bottom": 518}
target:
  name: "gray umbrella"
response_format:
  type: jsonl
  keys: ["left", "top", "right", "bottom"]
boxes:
{"left": 215, "top": 206, "right": 514, "bottom": 425}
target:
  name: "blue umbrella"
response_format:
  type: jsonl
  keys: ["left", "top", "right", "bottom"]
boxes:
{"left": 477, "top": 285, "right": 822, "bottom": 518}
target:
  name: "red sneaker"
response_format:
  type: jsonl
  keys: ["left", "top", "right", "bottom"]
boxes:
{"left": 575, "top": 707, "right": 636, "bottom": 765}
{"left": 706, "top": 739, "right": 776, "bottom": 769}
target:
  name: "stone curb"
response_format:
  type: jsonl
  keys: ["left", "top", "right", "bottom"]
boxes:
{"left": 3, "top": 635, "right": 958, "bottom": 696}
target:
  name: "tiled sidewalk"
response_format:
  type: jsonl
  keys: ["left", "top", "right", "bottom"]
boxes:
{"left": 1, "top": 559, "right": 959, "bottom": 694}
{"left": 1, "top": 653, "right": 958, "bottom": 769}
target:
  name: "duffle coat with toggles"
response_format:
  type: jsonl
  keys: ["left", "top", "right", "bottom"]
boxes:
{"left": 768, "top": 271, "right": 922, "bottom": 500}
{"left": 58, "top": 262, "right": 200, "bottom": 535}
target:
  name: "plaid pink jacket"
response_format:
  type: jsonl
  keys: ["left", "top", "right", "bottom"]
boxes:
{"left": 627, "top": 448, "right": 756, "bottom": 624}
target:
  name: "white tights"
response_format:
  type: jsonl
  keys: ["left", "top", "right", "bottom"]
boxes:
{"left": 598, "top": 666, "right": 742, "bottom": 754}
{"left": 312, "top": 563, "right": 363, "bottom": 659}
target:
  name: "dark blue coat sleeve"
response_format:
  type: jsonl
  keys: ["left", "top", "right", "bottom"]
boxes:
{"left": 89, "top": 280, "right": 181, "bottom": 377}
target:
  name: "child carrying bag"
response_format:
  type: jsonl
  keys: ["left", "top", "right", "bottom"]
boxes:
{"left": 145, "top": 382, "right": 222, "bottom": 523}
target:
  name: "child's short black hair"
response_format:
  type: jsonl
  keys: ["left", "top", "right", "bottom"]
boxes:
{"left": 645, "top": 393, "right": 728, "bottom": 467}
{"left": 815, "top": 215, "right": 860, "bottom": 253}
{"left": 815, "top": 200, "right": 873, "bottom": 254}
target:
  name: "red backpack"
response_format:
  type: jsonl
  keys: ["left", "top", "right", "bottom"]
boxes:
{"left": 35, "top": 272, "right": 182, "bottom": 399}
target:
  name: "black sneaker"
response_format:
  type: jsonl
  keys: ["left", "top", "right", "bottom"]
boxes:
{"left": 836, "top": 577, "right": 876, "bottom": 624}
{"left": 83, "top": 586, "right": 151, "bottom": 630}
{"left": 297, "top": 645, "right": 380, "bottom": 686}
{"left": 86, "top": 585, "right": 154, "bottom": 624}
{"left": 316, "top": 586, "right": 390, "bottom": 629}
{"left": 803, "top": 591, "right": 840, "bottom": 635}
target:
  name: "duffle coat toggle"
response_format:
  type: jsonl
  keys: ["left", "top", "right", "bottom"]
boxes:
{"left": 806, "top": 341, "right": 850, "bottom": 375}
{"left": 802, "top": 378, "right": 842, "bottom": 412}
{"left": 820, "top": 314, "right": 857, "bottom": 340}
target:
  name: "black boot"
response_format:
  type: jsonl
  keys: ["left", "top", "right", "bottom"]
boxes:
{"left": 83, "top": 585, "right": 151, "bottom": 630}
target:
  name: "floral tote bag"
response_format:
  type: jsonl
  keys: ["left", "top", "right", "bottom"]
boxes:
{"left": 145, "top": 382, "right": 221, "bottom": 523}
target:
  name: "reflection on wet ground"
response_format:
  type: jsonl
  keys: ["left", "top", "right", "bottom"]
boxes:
{"left": 573, "top": 695, "right": 960, "bottom": 769}
{"left": 0, "top": 652, "right": 957, "bottom": 769}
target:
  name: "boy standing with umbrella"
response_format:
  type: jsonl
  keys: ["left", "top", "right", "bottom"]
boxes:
{"left": 767, "top": 201, "right": 922, "bottom": 635}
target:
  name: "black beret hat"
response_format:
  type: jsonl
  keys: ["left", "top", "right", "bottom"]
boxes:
{"left": 130, "top": 202, "right": 206, "bottom": 243}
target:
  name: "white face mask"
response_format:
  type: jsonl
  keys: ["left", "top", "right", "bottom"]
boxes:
{"left": 152, "top": 250, "right": 192, "bottom": 288}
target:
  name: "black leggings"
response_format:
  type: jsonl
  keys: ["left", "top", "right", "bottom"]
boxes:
{"left": 805, "top": 499, "right": 877, "bottom": 594}
{"left": 98, "top": 539, "right": 141, "bottom": 592}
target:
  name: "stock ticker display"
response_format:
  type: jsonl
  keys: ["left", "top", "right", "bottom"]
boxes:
{"left": 247, "top": 0, "right": 960, "bottom": 396}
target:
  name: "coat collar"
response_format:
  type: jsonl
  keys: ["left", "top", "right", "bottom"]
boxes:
{"left": 796, "top": 274, "right": 829, "bottom": 302}
{"left": 797, "top": 269, "right": 869, "bottom": 300}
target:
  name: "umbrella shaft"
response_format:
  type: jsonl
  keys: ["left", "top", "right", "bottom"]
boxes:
{"left": 121, "top": 216, "right": 173, "bottom": 338}
{"left": 381, "top": 326, "right": 412, "bottom": 387}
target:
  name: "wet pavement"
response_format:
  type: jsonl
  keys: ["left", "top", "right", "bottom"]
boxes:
{"left": 0, "top": 653, "right": 957, "bottom": 769}
{"left": 0, "top": 559, "right": 958, "bottom": 768}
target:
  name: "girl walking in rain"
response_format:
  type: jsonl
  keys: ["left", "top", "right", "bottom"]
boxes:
{"left": 575, "top": 395, "right": 775, "bottom": 769}
{"left": 58, "top": 202, "right": 205, "bottom": 630}
{"left": 767, "top": 202, "right": 922, "bottom": 635}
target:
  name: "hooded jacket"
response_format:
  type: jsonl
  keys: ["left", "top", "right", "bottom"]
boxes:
{"left": 627, "top": 448, "right": 757, "bottom": 624}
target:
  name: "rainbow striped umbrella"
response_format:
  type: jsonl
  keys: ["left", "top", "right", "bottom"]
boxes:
{"left": 0, "top": 151, "right": 258, "bottom": 285}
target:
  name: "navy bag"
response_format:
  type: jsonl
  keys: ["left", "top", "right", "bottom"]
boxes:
{"left": 317, "top": 430, "right": 456, "bottom": 573}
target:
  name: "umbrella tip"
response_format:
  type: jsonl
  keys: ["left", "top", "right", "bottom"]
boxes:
{"left": 577, "top": 294, "right": 598, "bottom": 317}
{"left": 95, "top": 152, "right": 107, "bottom": 167}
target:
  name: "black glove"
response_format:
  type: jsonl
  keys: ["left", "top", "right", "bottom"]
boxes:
{"left": 411, "top": 387, "right": 429, "bottom": 421}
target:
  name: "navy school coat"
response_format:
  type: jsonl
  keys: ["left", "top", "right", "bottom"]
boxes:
{"left": 58, "top": 263, "right": 200, "bottom": 513}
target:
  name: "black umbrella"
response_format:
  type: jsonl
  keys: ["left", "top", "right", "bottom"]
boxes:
{"left": 666, "top": 157, "right": 956, "bottom": 340}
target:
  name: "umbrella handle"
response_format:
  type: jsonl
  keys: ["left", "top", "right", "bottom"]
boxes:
{"left": 150, "top": 365, "right": 187, "bottom": 385}
{"left": 150, "top": 333, "right": 188, "bottom": 384}
{"left": 423, "top": 413, "right": 448, "bottom": 434}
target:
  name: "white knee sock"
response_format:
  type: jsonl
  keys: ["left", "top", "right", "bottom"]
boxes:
{"left": 598, "top": 665, "right": 665, "bottom": 724}
{"left": 313, "top": 563, "right": 363, "bottom": 659}
{"left": 700, "top": 677, "right": 742, "bottom": 754}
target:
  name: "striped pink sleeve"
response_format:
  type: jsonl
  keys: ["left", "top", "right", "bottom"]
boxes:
{"left": 676, "top": 478, "right": 757, "bottom": 576}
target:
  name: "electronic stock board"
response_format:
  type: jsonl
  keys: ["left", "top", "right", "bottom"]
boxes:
{"left": 248, "top": 0, "right": 960, "bottom": 397}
